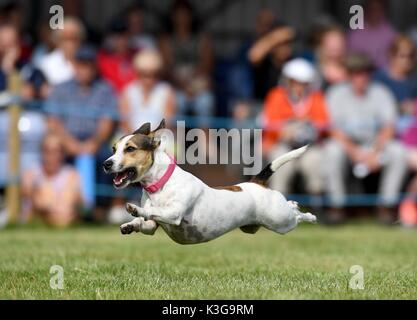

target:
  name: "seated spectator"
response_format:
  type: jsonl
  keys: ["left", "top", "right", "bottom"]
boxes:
{"left": 248, "top": 23, "right": 295, "bottom": 100}
{"left": 125, "top": 3, "right": 156, "bottom": 51}
{"left": 0, "top": 23, "right": 24, "bottom": 75}
{"left": 347, "top": 0, "right": 397, "bottom": 69}
{"left": 325, "top": 53, "right": 408, "bottom": 224}
{"left": 373, "top": 34, "right": 417, "bottom": 133}
{"left": 159, "top": 0, "right": 214, "bottom": 127}
{"left": 312, "top": 25, "right": 348, "bottom": 90}
{"left": 0, "top": 1, "right": 32, "bottom": 64}
{"left": 45, "top": 45, "right": 117, "bottom": 211}
{"left": 98, "top": 19, "right": 136, "bottom": 94}
{"left": 31, "top": 21, "right": 55, "bottom": 69}
{"left": 39, "top": 17, "right": 84, "bottom": 85}
{"left": 262, "top": 58, "right": 329, "bottom": 196}
{"left": 21, "top": 134, "right": 82, "bottom": 227}
{"left": 0, "top": 23, "right": 46, "bottom": 187}
{"left": 119, "top": 49, "right": 175, "bottom": 133}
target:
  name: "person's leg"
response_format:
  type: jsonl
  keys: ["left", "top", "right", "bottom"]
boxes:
{"left": 298, "top": 145, "right": 324, "bottom": 194}
{"left": 268, "top": 144, "right": 297, "bottom": 195}
{"left": 378, "top": 141, "right": 408, "bottom": 222}
{"left": 379, "top": 142, "right": 408, "bottom": 205}
{"left": 324, "top": 139, "right": 349, "bottom": 221}
{"left": 325, "top": 140, "right": 349, "bottom": 206}
{"left": 298, "top": 145, "right": 325, "bottom": 212}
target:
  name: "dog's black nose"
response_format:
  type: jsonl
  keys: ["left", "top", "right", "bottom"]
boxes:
{"left": 103, "top": 160, "right": 113, "bottom": 171}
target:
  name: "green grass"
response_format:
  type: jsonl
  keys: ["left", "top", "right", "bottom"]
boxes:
{"left": 1, "top": 223, "right": 417, "bottom": 299}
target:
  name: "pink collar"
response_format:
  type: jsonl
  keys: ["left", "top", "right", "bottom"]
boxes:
{"left": 142, "top": 155, "right": 176, "bottom": 193}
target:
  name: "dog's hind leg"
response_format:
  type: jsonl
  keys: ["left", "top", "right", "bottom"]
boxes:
{"left": 120, "top": 217, "right": 158, "bottom": 235}
{"left": 288, "top": 201, "right": 317, "bottom": 224}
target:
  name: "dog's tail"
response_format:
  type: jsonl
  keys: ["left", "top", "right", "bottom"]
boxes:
{"left": 250, "top": 145, "right": 308, "bottom": 186}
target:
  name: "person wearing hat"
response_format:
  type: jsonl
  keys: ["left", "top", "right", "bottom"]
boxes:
{"left": 45, "top": 45, "right": 118, "bottom": 216}
{"left": 39, "top": 17, "right": 85, "bottom": 85}
{"left": 46, "top": 45, "right": 116, "bottom": 156}
{"left": 119, "top": 49, "right": 175, "bottom": 134}
{"left": 325, "top": 52, "right": 407, "bottom": 224}
{"left": 262, "top": 58, "right": 329, "bottom": 199}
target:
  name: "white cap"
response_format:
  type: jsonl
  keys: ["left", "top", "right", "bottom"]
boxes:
{"left": 282, "top": 58, "right": 316, "bottom": 83}
{"left": 133, "top": 49, "right": 163, "bottom": 72}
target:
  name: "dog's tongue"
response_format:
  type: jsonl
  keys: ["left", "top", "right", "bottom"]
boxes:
{"left": 113, "top": 172, "right": 128, "bottom": 185}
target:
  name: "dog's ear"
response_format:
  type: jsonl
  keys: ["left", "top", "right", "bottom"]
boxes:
{"left": 133, "top": 122, "right": 151, "bottom": 135}
{"left": 147, "top": 119, "right": 167, "bottom": 150}
{"left": 148, "top": 119, "right": 166, "bottom": 138}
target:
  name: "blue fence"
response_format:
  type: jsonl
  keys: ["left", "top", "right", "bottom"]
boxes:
{"left": 0, "top": 96, "right": 412, "bottom": 207}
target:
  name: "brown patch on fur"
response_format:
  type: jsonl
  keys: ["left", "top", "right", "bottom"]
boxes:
{"left": 250, "top": 179, "right": 267, "bottom": 187}
{"left": 130, "top": 134, "right": 155, "bottom": 151}
{"left": 214, "top": 185, "right": 243, "bottom": 192}
{"left": 118, "top": 136, "right": 154, "bottom": 175}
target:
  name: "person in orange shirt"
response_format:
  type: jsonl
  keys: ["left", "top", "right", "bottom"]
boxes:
{"left": 262, "top": 58, "right": 329, "bottom": 195}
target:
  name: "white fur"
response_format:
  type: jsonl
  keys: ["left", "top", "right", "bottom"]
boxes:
{"left": 118, "top": 146, "right": 316, "bottom": 245}
{"left": 270, "top": 145, "right": 307, "bottom": 171}
{"left": 107, "top": 135, "right": 133, "bottom": 172}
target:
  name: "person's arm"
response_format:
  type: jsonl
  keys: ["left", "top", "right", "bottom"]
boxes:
{"left": 198, "top": 34, "right": 213, "bottom": 76}
{"left": 159, "top": 35, "right": 173, "bottom": 76}
{"left": 165, "top": 87, "right": 176, "bottom": 119}
{"left": 373, "top": 87, "right": 398, "bottom": 152}
{"left": 248, "top": 26, "right": 295, "bottom": 65}
{"left": 262, "top": 89, "right": 282, "bottom": 154}
{"left": 82, "top": 84, "right": 117, "bottom": 154}
{"left": 118, "top": 91, "right": 133, "bottom": 134}
{"left": 373, "top": 124, "right": 395, "bottom": 152}
{"left": 82, "top": 118, "right": 113, "bottom": 154}
{"left": 47, "top": 116, "right": 83, "bottom": 156}
{"left": 20, "top": 170, "right": 35, "bottom": 221}
{"left": 326, "top": 88, "right": 361, "bottom": 161}
{"left": 331, "top": 128, "right": 359, "bottom": 158}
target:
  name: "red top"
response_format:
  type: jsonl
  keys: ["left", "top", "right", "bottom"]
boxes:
{"left": 262, "top": 87, "right": 329, "bottom": 151}
{"left": 97, "top": 50, "right": 136, "bottom": 93}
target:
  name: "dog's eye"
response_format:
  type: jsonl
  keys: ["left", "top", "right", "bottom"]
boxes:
{"left": 112, "top": 146, "right": 116, "bottom": 154}
{"left": 125, "top": 146, "right": 136, "bottom": 153}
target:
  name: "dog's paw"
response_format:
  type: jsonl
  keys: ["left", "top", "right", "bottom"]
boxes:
{"left": 126, "top": 203, "right": 139, "bottom": 217}
{"left": 288, "top": 200, "right": 299, "bottom": 210}
{"left": 120, "top": 223, "right": 135, "bottom": 235}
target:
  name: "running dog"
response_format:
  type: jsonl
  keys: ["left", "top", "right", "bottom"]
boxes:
{"left": 103, "top": 120, "right": 316, "bottom": 244}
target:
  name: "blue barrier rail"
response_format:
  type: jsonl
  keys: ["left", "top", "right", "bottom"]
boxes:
{"left": 0, "top": 95, "right": 414, "bottom": 207}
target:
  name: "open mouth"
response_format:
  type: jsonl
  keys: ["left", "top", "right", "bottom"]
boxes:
{"left": 113, "top": 168, "right": 137, "bottom": 188}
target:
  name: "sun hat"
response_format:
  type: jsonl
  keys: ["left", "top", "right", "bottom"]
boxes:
{"left": 282, "top": 58, "right": 316, "bottom": 83}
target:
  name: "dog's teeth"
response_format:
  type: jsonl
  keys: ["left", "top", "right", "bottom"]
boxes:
{"left": 114, "top": 172, "right": 129, "bottom": 185}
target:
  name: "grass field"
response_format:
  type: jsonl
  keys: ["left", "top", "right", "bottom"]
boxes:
{"left": 1, "top": 223, "right": 417, "bottom": 299}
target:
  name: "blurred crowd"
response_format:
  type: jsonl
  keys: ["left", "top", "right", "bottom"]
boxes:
{"left": 1, "top": 0, "right": 417, "bottom": 227}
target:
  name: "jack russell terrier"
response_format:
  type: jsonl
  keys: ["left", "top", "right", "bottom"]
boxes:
{"left": 103, "top": 120, "right": 316, "bottom": 245}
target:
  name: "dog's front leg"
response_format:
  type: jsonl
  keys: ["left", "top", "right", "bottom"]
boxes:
{"left": 120, "top": 217, "right": 158, "bottom": 235}
{"left": 126, "top": 202, "right": 183, "bottom": 226}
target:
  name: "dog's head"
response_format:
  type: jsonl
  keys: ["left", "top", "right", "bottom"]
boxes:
{"left": 103, "top": 119, "right": 165, "bottom": 189}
